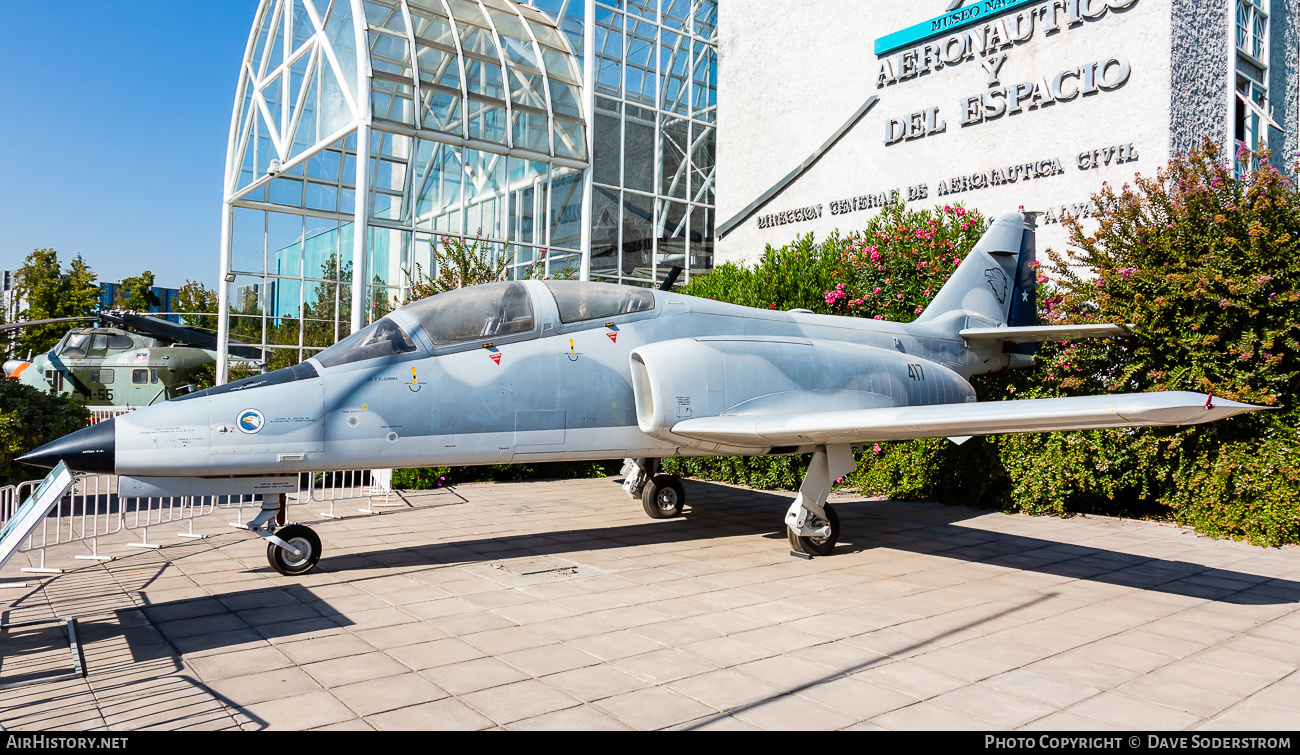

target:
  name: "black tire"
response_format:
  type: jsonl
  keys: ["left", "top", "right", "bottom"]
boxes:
{"left": 266, "top": 524, "right": 322, "bottom": 576}
{"left": 642, "top": 475, "right": 685, "bottom": 519}
{"left": 788, "top": 503, "right": 839, "bottom": 557}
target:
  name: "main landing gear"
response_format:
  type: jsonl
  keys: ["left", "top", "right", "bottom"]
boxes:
{"left": 237, "top": 493, "right": 323, "bottom": 575}
{"left": 622, "top": 458, "right": 686, "bottom": 519}
{"left": 785, "top": 444, "right": 851, "bottom": 557}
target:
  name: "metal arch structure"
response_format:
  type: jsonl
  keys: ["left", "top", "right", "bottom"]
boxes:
{"left": 217, "top": 0, "right": 593, "bottom": 384}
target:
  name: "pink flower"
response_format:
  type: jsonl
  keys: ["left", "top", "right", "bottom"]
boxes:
{"left": 1219, "top": 299, "right": 1229, "bottom": 307}
{"left": 885, "top": 279, "right": 891, "bottom": 284}
{"left": 914, "top": 306, "right": 923, "bottom": 314}
{"left": 874, "top": 315, "right": 883, "bottom": 320}
{"left": 873, "top": 287, "right": 881, "bottom": 294}
{"left": 873, "top": 444, "right": 882, "bottom": 455}
{"left": 923, "top": 289, "right": 932, "bottom": 296}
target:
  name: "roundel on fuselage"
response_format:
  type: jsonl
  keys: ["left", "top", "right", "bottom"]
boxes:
{"left": 238, "top": 409, "right": 265, "bottom": 434}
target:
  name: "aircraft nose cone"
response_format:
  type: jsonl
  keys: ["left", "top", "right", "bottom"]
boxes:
{"left": 19, "top": 419, "right": 116, "bottom": 474}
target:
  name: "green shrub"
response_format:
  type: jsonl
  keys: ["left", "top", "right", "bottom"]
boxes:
{"left": 0, "top": 379, "right": 90, "bottom": 486}
{"left": 395, "top": 460, "right": 623, "bottom": 490}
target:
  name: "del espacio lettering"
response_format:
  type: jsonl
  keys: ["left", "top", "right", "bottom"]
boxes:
{"left": 958, "top": 58, "right": 1131, "bottom": 127}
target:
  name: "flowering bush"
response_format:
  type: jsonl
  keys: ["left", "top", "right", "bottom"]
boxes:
{"left": 984, "top": 137, "right": 1300, "bottom": 544}
{"left": 826, "top": 203, "right": 985, "bottom": 321}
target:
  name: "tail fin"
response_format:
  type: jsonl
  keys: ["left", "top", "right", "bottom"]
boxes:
{"left": 914, "top": 211, "right": 1038, "bottom": 339}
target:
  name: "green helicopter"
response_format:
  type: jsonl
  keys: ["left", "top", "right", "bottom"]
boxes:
{"left": 2, "top": 311, "right": 261, "bottom": 408}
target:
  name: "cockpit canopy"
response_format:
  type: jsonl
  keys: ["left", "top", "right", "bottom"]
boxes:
{"left": 312, "top": 280, "right": 658, "bottom": 368}
{"left": 55, "top": 330, "right": 137, "bottom": 359}
{"left": 404, "top": 282, "right": 535, "bottom": 345}
{"left": 543, "top": 280, "right": 655, "bottom": 324}
{"left": 315, "top": 317, "right": 419, "bottom": 368}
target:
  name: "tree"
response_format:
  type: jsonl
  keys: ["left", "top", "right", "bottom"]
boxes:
{"left": 12, "top": 249, "right": 101, "bottom": 355}
{"left": 0, "top": 379, "right": 90, "bottom": 486}
{"left": 117, "top": 270, "right": 162, "bottom": 311}
{"left": 174, "top": 280, "right": 218, "bottom": 330}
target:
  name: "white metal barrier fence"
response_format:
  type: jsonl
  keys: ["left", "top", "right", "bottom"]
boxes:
{"left": 88, "top": 407, "right": 137, "bottom": 425}
{"left": 0, "top": 469, "right": 393, "bottom": 575}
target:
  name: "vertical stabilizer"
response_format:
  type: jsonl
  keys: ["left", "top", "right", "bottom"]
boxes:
{"left": 914, "top": 211, "right": 1027, "bottom": 330}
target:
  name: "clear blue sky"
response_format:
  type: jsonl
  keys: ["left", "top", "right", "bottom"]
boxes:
{"left": 1, "top": 1, "right": 262, "bottom": 290}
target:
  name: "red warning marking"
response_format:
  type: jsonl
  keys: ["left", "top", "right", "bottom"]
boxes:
{"left": 606, "top": 332, "right": 618, "bottom": 343}
{"left": 490, "top": 353, "right": 502, "bottom": 365}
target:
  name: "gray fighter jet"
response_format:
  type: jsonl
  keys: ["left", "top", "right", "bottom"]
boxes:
{"left": 21, "top": 212, "right": 1263, "bottom": 574}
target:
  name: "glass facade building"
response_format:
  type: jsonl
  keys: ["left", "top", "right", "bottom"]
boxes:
{"left": 218, "top": 0, "right": 717, "bottom": 380}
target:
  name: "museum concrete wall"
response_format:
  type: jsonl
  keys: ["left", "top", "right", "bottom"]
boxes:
{"left": 1272, "top": 0, "right": 1299, "bottom": 171}
{"left": 715, "top": 0, "right": 1216, "bottom": 266}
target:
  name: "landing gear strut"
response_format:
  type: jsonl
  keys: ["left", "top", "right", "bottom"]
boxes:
{"left": 785, "top": 444, "right": 852, "bottom": 557}
{"left": 235, "top": 493, "right": 323, "bottom": 576}
{"left": 623, "top": 458, "right": 687, "bottom": 519}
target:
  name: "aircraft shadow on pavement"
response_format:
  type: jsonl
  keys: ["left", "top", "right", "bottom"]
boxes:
{"left": 1, "top": 568, "right": 359, "bottom": 731}
{"left": 324, "top": 478, "right": 1300, "bottom": 607}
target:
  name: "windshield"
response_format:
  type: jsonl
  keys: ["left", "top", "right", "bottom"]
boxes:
{"left": 59, "top": 334, "right": 91, "bottom": 358}
{"left": 315, "top": 317, "right": 419, "bottom": 368}
{"left": 403, "top": 282, "right": 535, "bottom": 346}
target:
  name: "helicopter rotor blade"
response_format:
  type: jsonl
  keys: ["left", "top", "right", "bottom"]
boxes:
{"left": 0, "top": 316, "right": 100, "bottom": 332}
{"left": 100, "top": 312, "right": 262, "bottom": 359}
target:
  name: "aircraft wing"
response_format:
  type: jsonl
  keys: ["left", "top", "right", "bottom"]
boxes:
{"left": 958, "top": 324, "right": 1126, "bottom": 342}
{"left": 669, "top": 392, "right": 1263, "bottom": 447}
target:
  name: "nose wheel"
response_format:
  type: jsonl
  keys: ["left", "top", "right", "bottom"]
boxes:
{"left": 642, "top": 474, "right": 685, "bottom": 519}
{"left": 266, "top": 524, "right": 322, "bottom": 575}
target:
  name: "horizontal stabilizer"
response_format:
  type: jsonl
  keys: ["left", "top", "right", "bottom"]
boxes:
{"left": 959, "top": 324, "right": 1126, "bottom": 343}
{"left": 670, "top": 392, "right": 1264, "bottom": 447}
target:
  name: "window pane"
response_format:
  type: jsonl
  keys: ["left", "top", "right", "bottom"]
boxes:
{"left": 550, "top": 165, "right": 584, "bottom": 249}
{"left": 624, "top": 106, "right": 654, "bottom": 193}
{"left": 591, "top": 186, "right": 620, "bottom": 278}
{"left": 622, "top": 191, "right": 653, "bottom": 279}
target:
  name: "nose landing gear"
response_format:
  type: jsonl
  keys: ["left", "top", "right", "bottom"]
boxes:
{"left": 237, "top": 493, "right": 324, "bottom": 575}
{"left": 266, "top": 524, "right": 322, "bottom": 575}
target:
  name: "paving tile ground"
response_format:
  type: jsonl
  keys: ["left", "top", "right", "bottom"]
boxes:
{"left": 2, "top": 477, "right": 1298, "bottom": 730}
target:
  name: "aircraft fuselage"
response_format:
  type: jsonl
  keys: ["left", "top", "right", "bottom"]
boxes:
{"left": 108, "top": 284, "right": 984, "bottom": 478}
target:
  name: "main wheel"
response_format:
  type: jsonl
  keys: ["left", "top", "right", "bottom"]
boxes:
{"left": 788, "top": 503, "right": 839, "bottom": 557}
{"left": 266, "top": 524, "right": 322, "bottom": 575}
{"left": 642, "top": 475, "right": 686, "bottom": 519}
